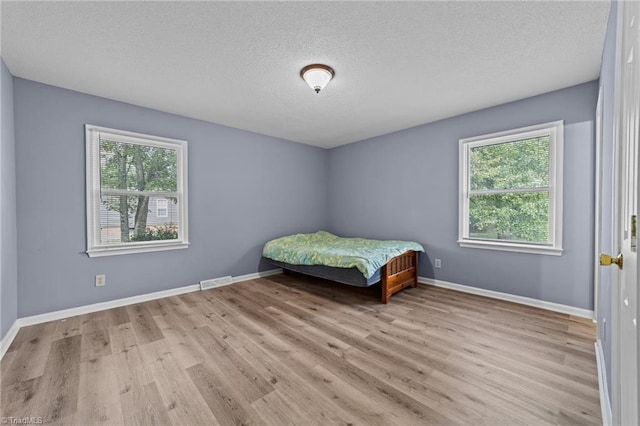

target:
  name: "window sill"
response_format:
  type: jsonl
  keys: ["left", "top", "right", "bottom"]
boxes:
{"left": 458, "top": 239, "right": 562, "bottom": 256}
{"left": 87, "top": 242, "right": 189, "bottom": 258}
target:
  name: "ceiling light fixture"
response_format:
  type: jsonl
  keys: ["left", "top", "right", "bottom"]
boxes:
{"left": 300, "top": 64, "right": 334, "bottom": 94}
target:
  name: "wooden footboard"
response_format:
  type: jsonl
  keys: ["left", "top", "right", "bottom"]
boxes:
{"left": 381, "top": 251, "right": 418, "bottom": 303}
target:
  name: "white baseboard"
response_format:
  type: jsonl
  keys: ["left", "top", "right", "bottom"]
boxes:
{"left": 18, "top": 283, "right": 202, "bottom": 328}
{"left": 595, "top": 340, "right": 613, "bottom": 426}
{"left": 0, "top": 320, "right": 21, "bottom": 360}
{"left": 0, "top": 268, "right": 282, "bottom": 361}
{"left": 419, "top": 277, "right": 594, "bottom": 319}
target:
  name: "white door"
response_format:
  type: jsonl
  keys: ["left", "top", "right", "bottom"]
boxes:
{"left": 608, "top": 2, "right": 640, "bottom": 425}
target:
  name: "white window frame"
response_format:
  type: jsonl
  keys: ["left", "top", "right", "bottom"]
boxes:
{"left": 458, "top": 120, "right": 563, "bottom": 256}
{"left": 85, "top": 125, "right": 189, "bottom": 257}
{"left": 156, "top": 198, "right": 168, "bottom": 218}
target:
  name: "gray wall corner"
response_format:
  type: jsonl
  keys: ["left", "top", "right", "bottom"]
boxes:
{"left": 1, "top": 57, "right": 18, "bottom": 341}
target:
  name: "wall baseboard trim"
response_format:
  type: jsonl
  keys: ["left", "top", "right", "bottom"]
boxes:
{"left": 595, "top": 340, "right": 613, "bottom": 426}
{"left": 0, "top": 320, "right": 21, "bottom": 360}
{"left": 18, "top": 284, "right": 201, "bottom": 328}
{"left": 0, "top": 268, "right": 282, "bottom": 361}
{"left": 419, "top": 277, "right": 594, "bottom": 319}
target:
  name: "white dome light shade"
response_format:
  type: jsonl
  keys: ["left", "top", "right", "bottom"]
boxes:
{"left": 300, "top": 64, "right": 334, "bottom": 94}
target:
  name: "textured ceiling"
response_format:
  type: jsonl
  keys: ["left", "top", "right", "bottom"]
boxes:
{"left": 2, "top": 1, "right": 610, "bottom": 149}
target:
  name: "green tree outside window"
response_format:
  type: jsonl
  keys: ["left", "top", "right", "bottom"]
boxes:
{"left": 468, "top": 136, "right": 550, "bottom": 244}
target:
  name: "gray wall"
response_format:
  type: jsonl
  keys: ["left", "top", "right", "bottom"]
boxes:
{"left": 1, "top": 59, "right": 18, "bottom": 340}
{"left": 14, "top": 78, "right": 328, "bottom": 317}
{"left": 597, "top": 0, "right": 617, "bottom": 403}
{"left": 328, "top": 81, "right": 598, "bottom": 310}
{"left": 8, "top": 59, "right": 601, "bottom": 319}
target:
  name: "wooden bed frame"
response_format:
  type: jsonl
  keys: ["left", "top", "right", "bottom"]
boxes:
{"left": 380, "top": 250, "right": 419, "bottom": 303}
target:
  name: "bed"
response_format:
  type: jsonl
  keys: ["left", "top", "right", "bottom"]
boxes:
{"left": 262, "top": 231, "right": 424, "bottom": 303}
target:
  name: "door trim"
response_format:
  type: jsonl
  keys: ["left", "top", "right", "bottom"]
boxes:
{"left": 595, "top": 84, "right": 604, "bottom": 321}
{"left": 596, "top": 340, "right": 613, "bottom": 426}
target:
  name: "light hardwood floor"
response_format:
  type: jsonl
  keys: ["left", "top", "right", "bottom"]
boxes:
{"left": 1, "top": 273, "right": 601, "bottom": 425}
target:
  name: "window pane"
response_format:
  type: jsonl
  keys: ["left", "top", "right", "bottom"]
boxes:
{"left": 156, "top": 198, "right": 168, "bottom": 218}
{"left": 99, "top": 140, "right": 177, "bottom": 192}
{"left": 469, "top": 192, "right": 549, "bottom": 244}
{"left": 99, "top": 195, "right": 179, "bottom": 245}
{"left": 470, "top": 136, "right": 550, "bottom": 191}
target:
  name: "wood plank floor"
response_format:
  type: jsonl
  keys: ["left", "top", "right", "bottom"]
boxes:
{"left": 0, "top": 273, "right": 601, "bottom": 425}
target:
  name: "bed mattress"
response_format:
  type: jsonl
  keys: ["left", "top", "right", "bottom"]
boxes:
{"left": 262, "top": 231, "right": 424, "bottom": 279}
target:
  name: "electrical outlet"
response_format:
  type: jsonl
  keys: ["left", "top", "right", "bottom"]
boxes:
{"left": 434, "top": 259, "right": 442, "bottom": 269}
{"left": 95, "top": 274, "right": 106, "bottom": 287}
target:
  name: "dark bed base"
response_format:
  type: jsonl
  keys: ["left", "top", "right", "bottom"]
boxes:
{"left": 270, "top": 250, "right": 419, "bottom": 303}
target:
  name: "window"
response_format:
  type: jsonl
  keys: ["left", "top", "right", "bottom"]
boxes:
{"left": 156, "top": 198, "right": 168, "bottom": 218}
{"left": 458, "top": 121, "right": 563, "bottom": 255}
{"left": 85, "top": 125, "right": 188, "bottom": 257}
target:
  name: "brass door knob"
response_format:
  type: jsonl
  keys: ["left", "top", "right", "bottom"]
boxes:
{"left": 600, "top": 253, "right": 623, "bottom": 269}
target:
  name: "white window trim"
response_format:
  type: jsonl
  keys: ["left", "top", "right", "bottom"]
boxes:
{"left": 458, "top": 120, "right": 564, "bottom": 256}
{"left": 85, "top": 125, "right": 189, "bottom": 257}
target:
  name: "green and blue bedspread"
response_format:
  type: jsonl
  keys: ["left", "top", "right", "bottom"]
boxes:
{"left": 262, "top": 231, "right": 424, "bottom": 279}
